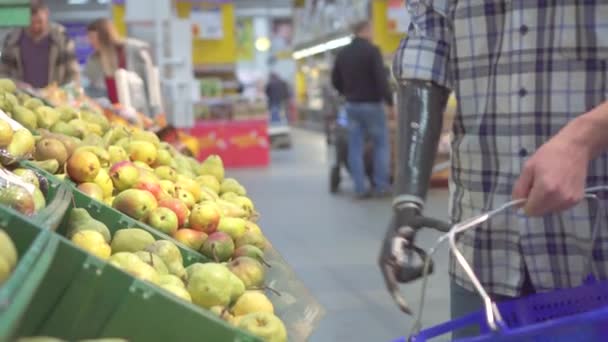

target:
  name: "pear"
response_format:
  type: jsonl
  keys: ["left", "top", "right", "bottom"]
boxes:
{"left": 155, "top": 148, "right": 172, "bottom": 166}
{"left": 132, "top": 130, "right": 160, "bottom": 147}
{"left": 35, "top": 106, "right": 60, "bottom": 129}
{"left": 112, "top": 189, "right": 157, "bottom": 220}
{"left": 111, "top": 228, "right": 155, "bottom": 253}
{"left": 232, "top": 290, "right": 274, "bottom": 316}
{"left": 144, "top": 240, "right": 186, "bottom": 278}
{"left": 220, "top": 178, "right": 246, "bottom": 196}
{"left": 199, "top": 155, "right": 225, "bottom": 181}
{"left": 35, "top": 138, "right": 68, "bottom": 166}
{"left": 32, "top": 188, "right": 45, "bottom": 212}
{"left": 55, "top": 104, "right": 78, "bottom": 121}
{"left": 128, "top": 140, "right": 157, "bottom": 165}
{"left": 154, "top": 166, "right": 177, "bottom": 182}
{"left": 228, "top": 271, "right": 245, "bottom": 302}
{"left": 0, "top": 119, "right": 13, "bottom": 147}
{"left": 0, "top": 185, "right": 35, "bottom": 215}
{"left": 0, "top": 229, "right": 18, "bottom": 270}
{"left": 228, "top": 257, "right": 265, "bottom": 289}
{"left": 23, "top": 97, "right": 43, "bottom": 110}
{"left": 218, "top": 217, "right": 247, "bottom": 240}
{"left": 158, "top": 274, "right": 185, "bottom": 288}
{"left": 160, "top": 283, "right": 192, "bottom": 302}
{"left": 187, "top": 263, "right": 233, "bottom": 309}
{"left": 185, "top": 262, "right": 206, "bottom": 281}
{"left": 71, "top": 230, "right": 111, "bottom": 260}
{"left": 12, "top": 106, "right": 37, "bottom": 131}
{"left": 237, "top": 312, "right": 287, "bottom": 342}
{"left": 6, "top": 129, "right": 35, "bottom": 159}
{"left": 12, "top": 168, "right": 40, "bottom": 188}
{"left": 233, "top": 245, "right": 269, "bottom": 267}
{"left": 235, "top": 231, "right": 268, "bottom": 251}
{"left": 51, "top": 121, "right": 82, "bottom": 138}
{"left": 196, "top": 175, "right": 220, "bottom": 194}
{"left": 29, "top": 160, "right": 59, "bottom": 174}
{"left": 0, "top": 257, "right": 11, "bottom": 285}
{"left": 66, "top": 208, "right": 111, "bottom": 243}
{"left": 108, "top": 252, "right": 160, "bottom": 284}
{"left": 201, "top": 232, "right": 234, "bottom": 262}
{"left": 93, "top": 168, "right": 114, "bottom": 198}
{"left": 108, "top": 145, "right": 129, "bottom": 165}
{"left": 0, "top": 78, "right": 16, "bottom": 92}
{"left": 134, "top": 251, "right": 169, "bottom": 275}
{"left": 216, "top": 199, "right": 248, "bottom": 219}
{"left": 66, "top": 150, "right": 100, "bottom": 183}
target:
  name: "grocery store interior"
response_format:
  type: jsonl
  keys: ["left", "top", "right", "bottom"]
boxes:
{"left": 0, "top": 1, "right": 458, "bottom": 341}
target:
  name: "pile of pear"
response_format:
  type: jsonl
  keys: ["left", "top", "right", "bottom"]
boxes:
{"left": 69, "top": 208, "right": 286, "bottom": 342}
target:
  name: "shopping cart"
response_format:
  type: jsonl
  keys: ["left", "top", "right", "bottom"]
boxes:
{"left": 392, "top": 186, "right": 608, "bottom": 342}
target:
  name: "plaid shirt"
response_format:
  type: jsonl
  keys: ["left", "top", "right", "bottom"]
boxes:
{"left": 395, "top": 0, "right": 608, "bottom": 297}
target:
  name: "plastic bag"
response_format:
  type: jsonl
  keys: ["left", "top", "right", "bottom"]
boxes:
{"left": 0, "top": 168, "right": 36, "bottom": 216}
{"left": 264, "top": 247, "right": 326, "bottom": 342}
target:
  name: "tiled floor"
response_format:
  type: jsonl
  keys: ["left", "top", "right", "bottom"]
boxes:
{"left": 230, "top": 129, "right": 452, "bottom": 342}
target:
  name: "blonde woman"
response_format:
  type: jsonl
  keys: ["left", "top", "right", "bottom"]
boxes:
{"left": 84, "top": 18, "right": 150, "bottom": 104}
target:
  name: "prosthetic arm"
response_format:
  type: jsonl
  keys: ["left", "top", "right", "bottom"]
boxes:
{"left": 379, "top": 78, "right": 451, "bottom": 314}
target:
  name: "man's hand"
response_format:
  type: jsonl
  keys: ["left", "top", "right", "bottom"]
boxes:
{"left": 512, "top": 132, "right": 591, "bottom": 216}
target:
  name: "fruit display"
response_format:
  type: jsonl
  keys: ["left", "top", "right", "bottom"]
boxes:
{"left": 0, "top": 79, "right": 323, "bottom": 341}
{"left": 0, "top": 229, "right": 18, "bottom": 285}
{"left": 64, "top": 205, "right": 286, "bottom": 341}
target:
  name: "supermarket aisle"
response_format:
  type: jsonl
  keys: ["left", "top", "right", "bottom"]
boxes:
{"left": 230, "top": 129, "right": 451, "bottom": 342}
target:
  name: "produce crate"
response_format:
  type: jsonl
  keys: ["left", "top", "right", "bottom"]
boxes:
{"left": 12, "top": 233, "right": 260, "bottom": 342}
{"left": 0, "top": 211, "right": 56, "bottom": 341}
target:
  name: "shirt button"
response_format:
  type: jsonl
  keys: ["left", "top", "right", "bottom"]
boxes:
{"left": 520, "top": 25, "right": 528, "bottom": 35}
{"left": 518, "top": 88, "right": 527, "bottom": 97}
{"left": 519, "top": 148, "right": 528, "bottom": 157}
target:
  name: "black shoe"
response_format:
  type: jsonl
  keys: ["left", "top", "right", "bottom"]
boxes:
{"left": 330, "top": 167, "right": 341, "bottom": 194}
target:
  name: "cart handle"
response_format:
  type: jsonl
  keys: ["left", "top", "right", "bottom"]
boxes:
{"left": 409, "top": 186, "right": 608, "bottom": 337}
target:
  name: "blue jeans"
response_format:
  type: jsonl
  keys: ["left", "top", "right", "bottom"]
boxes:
{"left": 345, "top": 102, "right": 390, "bottom": 194}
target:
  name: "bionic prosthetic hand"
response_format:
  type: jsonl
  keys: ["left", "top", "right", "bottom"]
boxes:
{"left": 379, "top": 79, "right": 451, "bottom": 314}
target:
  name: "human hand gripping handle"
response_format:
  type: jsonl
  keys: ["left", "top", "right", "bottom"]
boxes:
{"left": 379, "top": 80, "right": 450, "bottom": 314}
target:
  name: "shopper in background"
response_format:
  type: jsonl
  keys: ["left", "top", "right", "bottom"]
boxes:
{"left": 0, "top": 0, "right": 79, "bottom": 88}
{"left": 265, "top": 72, "right": 291, "bottom": 124}
{"left": 84, "top": 18, "right": 150, "bottom": 104}
{"left": 331, "top": 20, "right": 393, "bottom": 199}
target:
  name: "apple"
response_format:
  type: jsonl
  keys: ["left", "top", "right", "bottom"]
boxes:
{"left": 173, "top": 228, "right": 208, "bottom": 250}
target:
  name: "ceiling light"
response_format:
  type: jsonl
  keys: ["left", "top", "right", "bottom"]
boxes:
{"left": 292, "top": 36, "right": 352, "bottom": 60}
{"left": 255, "top": 37, "right": 271, "bottom": 52}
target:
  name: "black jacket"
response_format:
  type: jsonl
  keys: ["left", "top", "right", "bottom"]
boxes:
{"left": 331, "top": 38, "right": 393, "bottom": 106}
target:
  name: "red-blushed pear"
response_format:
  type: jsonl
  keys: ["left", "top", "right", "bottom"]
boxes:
{"left": 158, "top": 198, "right": 190, "bottom": 227}
{"left": 189, "top": 201, "right": 221, "bottom": 233}
{"left": 109, "top": 161, "right": 140, "bottom": 191}
{"left": 113, "top": 189, "right": 158, "bottom": 220}
{"left": 172, "top": 228, "right": 208, "bottom": 250}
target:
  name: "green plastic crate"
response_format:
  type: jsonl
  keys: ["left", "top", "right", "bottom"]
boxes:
{"left": 12, "top": 227, "right": 259, "bottom": 341}
{"left": 0, "top": 5, "right": 29, "bottom": 27}
{"left": 0, "top": 209, "right": 56, "bottom": 341}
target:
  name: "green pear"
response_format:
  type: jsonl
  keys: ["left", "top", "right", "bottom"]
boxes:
{"left": 11, "top": 106, "right": 37, "bottom": 131}
{"left": 187, "top": 263, "right": 233, "bottom": 309}
{"left": 66, "top": 208, "right": 111, "bottom": 243}
{"left": 134, "top": 251, "right": 169, "bottom": 275}
{"left": 220, "top": 178, "right": 246, "bottom": 196}
{"left": 29, "top": 159, "right": 60, "bottom": 174}
{"left": 108, "top": 252, "right": 159, "bottom": 284}
{"left": 23, "top": 97, "right": 43, "bottom": 110}
{"left": 0, "top": 78, "right": 16, "bottom": 92}
{"left": 108, "top": 145, "right": 129, "bottom": 165}
{"left": 55, "top": 104, "right": 78, "bottom": 121}
{"left": 159, "top": 274, "right": 185, "bottom": 288}
{"left": 0, "top": 229, "right": 18, "bottom": 270}
{"left": 144, "top": 240, "right": 185, "bottom": 278}
{"left": 35, "top": 106, "right": 60, "bottom": 129}
{"left": 237, "top": 312, "right": 287, "bottom": 342}
{"left": 218, "top": 217, "right": 247, "bottom": 240}
{"left": 111, "top": 228, "right": 155, "bottom": 253}
{"left": 235, "top": 231, "right": 268, "bottom": 251}
{"left": 7, "top": 129, "right": 35, "bottom": 159}
{"left": 228, "top": 271, "right": 245, "bottom": 302}
{"left": 160, "top": 283, "right": 192, "bottom": 302}
{"left": 155, "top": 149, "right": 172, "bottom": 166}
{"left": 199, "top": 154, "right": 225, "bottom": 181}
{"left": 51, "top": 121, "right": 82, "bottom": 138}
{"left": 32, "top": 188, "right": 45, "bottom": 212}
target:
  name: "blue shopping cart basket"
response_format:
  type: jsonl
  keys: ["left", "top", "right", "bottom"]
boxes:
{"left": 395, "top": 188, "right": 608, "bottom": 342}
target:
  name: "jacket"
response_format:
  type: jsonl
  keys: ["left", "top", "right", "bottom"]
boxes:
{"left": 0, "top": 23, "right": 79, "bottom": 87}
{"left": 332, "top": 37, "right": 393, "bottom": 106}
{"left": 83, "top": 38, "right": 150, "bottom": 96}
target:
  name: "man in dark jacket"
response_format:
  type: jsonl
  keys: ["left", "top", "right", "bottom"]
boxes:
{"left": 332, "top": 21, "right": 393, "bottom": 198}
{"left": 0, "top": 0, "right": 79, "bottom": 88}
{"left": 265, "top": 73, "right": 290, "bottom": 123}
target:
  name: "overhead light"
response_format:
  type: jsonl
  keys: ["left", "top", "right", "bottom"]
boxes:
{"left": 68, "top": 0, "right": 89, "bottom": 4}
{"left": 255, "top": 37, "right": 271, "bottom": 52}
{"left": 292, "top": 36, "right": 352, "bottom": 60}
